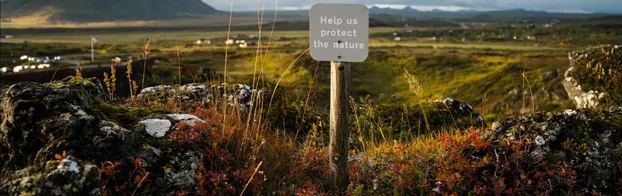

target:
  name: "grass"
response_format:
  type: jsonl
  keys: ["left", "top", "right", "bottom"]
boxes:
{"left": 0, "top": 41, "right": 574, "bottom": 122}
{"left": 371, "top": 42, "right": 562, "bottom": 50}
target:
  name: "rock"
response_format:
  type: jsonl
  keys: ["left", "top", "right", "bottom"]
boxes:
{"left": 1, "top": 77, "right": 107, "bottom": 169}
{"left": 162, "top": 151, "right": 203, "bottom": 194}
{"left": 225, "top": 83, "right": 259, "bottom": 110}
{"left": 563, "top": 45, "right": 622, "bottom": 109}
{"left": 435, "top": 98, "right": 485, "bottom": 127}
{"left": 136, "top": 83, "right": 263, "bottom": 111}
{"left": 140, "top": 119, "right": 172, "bottom": 138}
{"left": 540, "top": 70, "right": 558, "bottom": 82}
{"left": 0, "top": 77, "right": 148, "bottom": 176}
{"left": 0, "top": 77, "right": 214, "bottom": 195}
{"left": 137, "top": 114, "right": 204, "bottom": 138}
{"left": 98, "top": 120, "right": 132, "bottom": 140}
{"left": 563, "top": 66, "right": 605, "bottom": 109}
{"left": 137, "top": 83, "right": 210, "bottom": 103}
{"left": 1, "top": 156, "right": 100, "bottom": 196}
{"left": 486, "top": 107, "right": 622, "bottom": 193}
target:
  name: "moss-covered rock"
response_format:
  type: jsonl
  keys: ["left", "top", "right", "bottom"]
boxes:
{"left": 0, "top": 77, "right": 146, "bottom": 181}
{"left": 136, "top": 83, "right": 263, "bottom": 112}
{"left": 1, "top": 77, "right": 108, "bottom": 170}
{"left": 0, "top": 155, "right": 100, "bottom": 196}
{"left": 563, "top": 45, "right": 622, "bottom": 109}
{"left": 89, "top": 99, "right": 163, "bottom": 128}
{"left": 486, "top": 107, "right": 622, "bottom": 194}
{"left": 0, "top": 77, "right": 217, "bottom": 195}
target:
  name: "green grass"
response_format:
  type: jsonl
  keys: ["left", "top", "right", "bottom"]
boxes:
{"left": 164, "top": 46, "right": 573, "bottom": 122}
{"left": 1, "top": 35, "right": 577, "bottom": 124}
{"left": 370, "top": 42, "right": 562, "bottom": 50}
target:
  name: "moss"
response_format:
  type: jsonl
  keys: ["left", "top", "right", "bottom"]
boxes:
{"left": 145, "top": 136, "right": 178, "bottom": 150}
{"left": 89, "top": 99, "right": 164, "bottom": 128}
{"left": 135, "top": 123, "right": 146, "bottom": 131}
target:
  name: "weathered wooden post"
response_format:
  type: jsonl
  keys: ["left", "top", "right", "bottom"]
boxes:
{"left": 309, "top": 3, "right": 368, "bottom": 190}
{"left": 329, "top": 61, "right": 350, "bottom": 188}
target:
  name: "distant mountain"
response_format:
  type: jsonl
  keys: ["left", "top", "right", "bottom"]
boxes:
{"left": 0, "top": 0, "right": 220, "bottom": 22}
{"left": 368, "top": 6, "right": 615, "bottom": 21}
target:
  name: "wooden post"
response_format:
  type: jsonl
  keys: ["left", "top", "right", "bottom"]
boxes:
{"left": 329, "top": 61, "right": 350, "bottom": 189}
{"left": 91, "top": 37, "right": 94, "bottom": 62}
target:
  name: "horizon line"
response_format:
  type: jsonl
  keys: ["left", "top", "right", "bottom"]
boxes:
{"left": 214, "top": 3, "right": 622, "bottom": 15}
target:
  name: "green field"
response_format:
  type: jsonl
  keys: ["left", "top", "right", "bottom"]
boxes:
{"left": 1, "top": 28, "right": 407, "bottom": 44}
{"left": 0, "top": 20, "right": 615, "bottom": 122}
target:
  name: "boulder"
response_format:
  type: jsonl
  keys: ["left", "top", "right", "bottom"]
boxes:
{"left": 136, "top": 83, "right": 262, "bottom": 111}
{"left": 161, "top": 151, "right": 203, "bottom": 194}
{"left": 563, "top": 45, "right": 622, "bottom": 109}
{"left": 563, "top": 66, "right": 606, "bottom": 109}
{"left": 1, "top": 155, "right": 100, "bottom": 196}
{"left": 486, "top": 107, "right": 622, "bottom": 193}
{"left": 0, "top": 77, "right": 216, "bottom": 195}
{"left": 0, "top": 77, "right": 114, "bottom": 170}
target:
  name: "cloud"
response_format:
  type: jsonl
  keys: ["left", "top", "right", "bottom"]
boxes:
{"left": 202, "top": 0, "right": 622, "bottom": 14}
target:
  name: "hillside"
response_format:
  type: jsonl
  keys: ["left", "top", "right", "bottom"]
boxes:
{"left": 0, "top": 0, "right": 219, "bottom": 23}
{"left": 368, "top": 6, "right": 615, "bottom": 21}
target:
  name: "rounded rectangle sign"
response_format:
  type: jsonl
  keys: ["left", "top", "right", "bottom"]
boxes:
{"left": 309, "top": 3, "right": 369, "bottom": 62}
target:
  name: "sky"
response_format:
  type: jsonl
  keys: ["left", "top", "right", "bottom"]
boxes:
{"left": 202, "top": 0, "right": 622, "bottom": 14}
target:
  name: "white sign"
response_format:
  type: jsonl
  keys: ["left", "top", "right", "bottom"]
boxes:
{"left": 309, "top": 3, "right": 369, "bottom": 62}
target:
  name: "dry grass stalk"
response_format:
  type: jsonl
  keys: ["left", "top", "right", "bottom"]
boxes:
{"left": 141, "top": 38, "right": 151, "bottom": 89}
{"left": 75, "top": 63, "right": 83, "bottom": 79}
{"left": 126, "top": 61, "right": 134, "bottom": 98}
{"left": 103, "top": 72, "right": 113, "bottom": 100}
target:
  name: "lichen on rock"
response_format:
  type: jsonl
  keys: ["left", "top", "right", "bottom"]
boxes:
{"left": 1, "top": 155, "right": 100, "bottom": 196}
{"left": 486, "top": 107, "right": 622, "bottom": 193}
{"left": 136, "top": 83, "right": 263, "bottom": 111}
{"left": 140, "top": 119, "right": 172, "bottom": 138}
{"left": 137, "top": 113, "right": 204, "bottom": 138}
{"left": 1, "top": 77, "right": 106, "bottom": 170}
{"left": 563, "top": 45, "right": 622, "bottom": 109}
{"left": 0, "top": 77, "right": 216, "bottom": 195}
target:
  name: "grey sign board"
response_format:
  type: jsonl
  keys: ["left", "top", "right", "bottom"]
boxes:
{"left": 309, "top": 3, "right": 369, "bottom": 62}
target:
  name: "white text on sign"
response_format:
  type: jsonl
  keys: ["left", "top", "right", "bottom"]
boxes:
{"left": 316, "top": 16, "right": 365, "bottom": 50}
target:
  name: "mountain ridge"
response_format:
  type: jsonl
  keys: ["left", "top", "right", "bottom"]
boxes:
{"left": 0, "top": 0, "right": 220, "bottom": 22}
{"left": 367, "top": 6, "right": 615, "bottom": 20}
